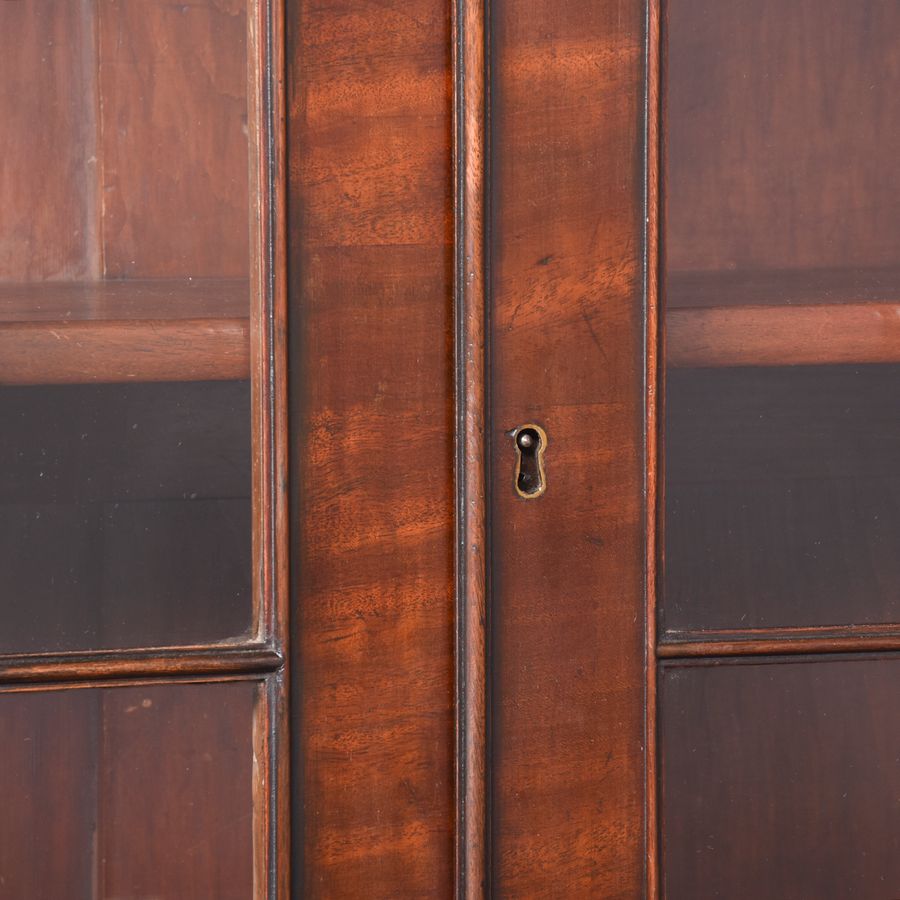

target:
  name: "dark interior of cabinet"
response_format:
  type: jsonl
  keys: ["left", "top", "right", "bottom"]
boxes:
{"left": 0, "top": 1, "right": 253, "bottom": 652}
{"left": 664, "top": 365, "right": 900, "bottom": 633}
{"left": 0, "top": 381, "right": 252, "bottom": 652}
{"left": 663, "top": 0, "right": 900, "bottom": 636}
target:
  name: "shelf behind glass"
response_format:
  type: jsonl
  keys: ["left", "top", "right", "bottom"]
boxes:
{"left": 0, "top": 279, "right": 249, "bottom": 384}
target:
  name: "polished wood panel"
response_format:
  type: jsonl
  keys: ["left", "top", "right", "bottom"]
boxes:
{"left": 0, "top": 280, "right": 249, "bottom": 384}
{"left": 97, "top": 0, "right": 249, "bottom": 278}
{"left": 0, "top": 680, "right": 262, "bottom": 898}
{"left": 0, "top": 1, "right": 98, "bottom": 281}
{"left": 664, "top": 366, "right": 900, "bottom": 635}
{"left": 667, "top": 0, "right": 900, "bottom": 273}
{"left": 660, "top": 657, "right": 900, "bottom": 898}
{"left": 289, "top": 0, "right": 455, "bottom": 893}
{"left": 0, "top": 691, "right": 97, "bottom": 896}
{"left": 489, "top": 0, "right": 649, "bottom": 893}
{"left": 99, "top": 681, "right": 257, "bottom": 899}
{"left": 668, "top": 304, "right": 900, "bottom": 367}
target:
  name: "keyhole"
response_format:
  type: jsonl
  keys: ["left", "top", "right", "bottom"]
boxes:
{"left": 514, "top": 425, "right": 547, "bottom": 499}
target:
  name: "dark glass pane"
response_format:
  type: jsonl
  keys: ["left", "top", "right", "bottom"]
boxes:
{"left": 0, "top": 680, "right": 258, "bottom": 898}
{"left": 0, "top": 1, "right": 253, "bottom": 651}
{"left": 664, "top": 0, "right": 900, "bottom": 633}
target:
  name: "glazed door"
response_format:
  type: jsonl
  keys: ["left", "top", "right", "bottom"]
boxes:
{"left": 658, "top": 1, "right": 900, "bottom": 896}
{"left": 0, "top": 3, "right": 286, "bottom": 897}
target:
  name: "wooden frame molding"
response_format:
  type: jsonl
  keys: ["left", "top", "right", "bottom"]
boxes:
{"left": 249, "top": 0, "right": 289, "bottom": 657}
{"left": 645, "top": 0, "right": 662, "bottom": 895}
{"left": 453, "top": 0, "right": 490, "bottom": 896}
{"left": 0, "top": 644, "right": 283, "bottom": 685}
{"left": 659, "top": 625, "right": 900, "bottom": 659}
{"left": 249, "top": 3, "right": 290, "bottom": 895}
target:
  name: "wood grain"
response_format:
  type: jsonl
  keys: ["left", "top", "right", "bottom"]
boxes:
{"left": 489, "top": 0, "right": 648, "bottom": 894}
{"left": 660, "top": 656, "right": 900, "bottom": 898}
{"left": 668, "top": 268, "right": 900, "bottom": 366}
{"left": 289, "top": 0, "right": 455, "bottom": 894}
{"left": 646, "top": 2, "right": 662, "bottom": 895}
{"left": 99, "top": 681, "right": 257, "bottom": 899}
{"left": 0, "top": 690, "right": 97, "bottom": 897}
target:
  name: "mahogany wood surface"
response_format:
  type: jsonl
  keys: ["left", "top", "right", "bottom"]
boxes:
{"left": 660, "top": 656, "right": 900, "bottom": 898}
{"left": 289, "top": 0, "right": 456, "bottom": 894}
{"left": 453, "top": 0, "right": 489, "bottom": 893}
{"left": 0, "top": 646, "right": 282, "bottom": 686}
{"left": 99, "top": 681, "right": 257, "bottom": 899}
{"left": 668, "top": 303, "right": 900, "bottom": 368}
{"left": 0, "top": 690, "right": 96, "bottom": 897}
{"left": 659, "top": 630, "right": 900, "bottom": 658}
{"left": 0, "top": 680, "right": 259, "bottom": 899}
{"left": 489, "top": 0, "right": 649, "bottom": 894}
{"left": 0, "top": 279, "right": 249, "bottom": 384}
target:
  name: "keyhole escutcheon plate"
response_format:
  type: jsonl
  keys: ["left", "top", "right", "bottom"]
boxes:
{"left": 512, "top": 424, "right": 547, "bottom": 499}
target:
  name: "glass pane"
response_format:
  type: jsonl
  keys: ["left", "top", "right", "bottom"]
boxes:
{"left": 0, "top": 680, "right": 259, "bottom": 898}
{"left": 664, "top": 0, "right": 900, "bottom": 633}
{"left": 0, "top": 1, "right": 253, "bottom": 651}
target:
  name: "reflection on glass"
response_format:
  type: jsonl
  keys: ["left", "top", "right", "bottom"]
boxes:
{"left": 0, "top": 1, "right": 253, "bottom": 652}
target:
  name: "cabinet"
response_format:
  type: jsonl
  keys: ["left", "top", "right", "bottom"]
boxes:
{"left": 3, "top": 0, "right": 897, "bottom": 896}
